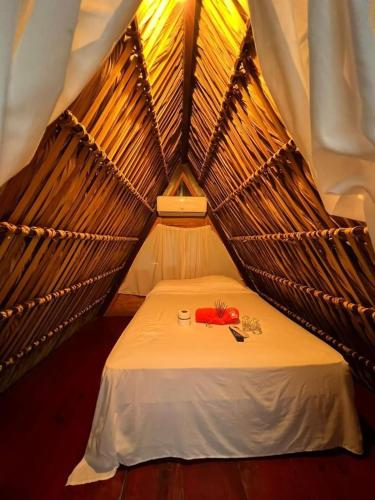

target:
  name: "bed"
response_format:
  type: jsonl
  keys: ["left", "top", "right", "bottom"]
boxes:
{"left": 68, "top": 276, "right": 362, "bottom": 485}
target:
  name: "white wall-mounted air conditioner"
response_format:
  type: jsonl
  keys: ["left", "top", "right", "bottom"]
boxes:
{"left": 157, "top": 196, "right": 207, "bottom": 217}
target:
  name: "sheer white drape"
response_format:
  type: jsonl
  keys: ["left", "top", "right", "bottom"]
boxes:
{"left": 0, "top": 0, "right": 141, "bottom": 186}
{"left": 119, "top": 224, "right": 242, "bottom": 296}
{"left": 248, "top": 0, "right": 375, "bottom": 241}
{"left": 1, "top": 1, "right": 374, "bottom": 245}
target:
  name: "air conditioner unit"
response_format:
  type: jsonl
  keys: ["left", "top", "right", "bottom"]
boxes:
{"left": 157, "top": 196, "right": 207, "bottom": 217}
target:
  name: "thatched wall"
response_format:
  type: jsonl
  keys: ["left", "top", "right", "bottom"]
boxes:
{"left": 0, "top": 0, "right": 374, "bottom": 391}
{"left": 187, "top": 2, "right": 375, "bottom": 390}
{"left": 0, "top": 26, "right": 167, "bottom": 391}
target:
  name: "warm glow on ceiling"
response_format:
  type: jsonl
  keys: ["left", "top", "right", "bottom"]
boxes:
{"left": 137, "top": 0, "right": 184, "bottom": 63}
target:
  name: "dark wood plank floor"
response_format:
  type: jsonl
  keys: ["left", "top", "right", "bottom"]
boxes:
{"left": 0, "top": 316, "right": 373, "bottom": 500}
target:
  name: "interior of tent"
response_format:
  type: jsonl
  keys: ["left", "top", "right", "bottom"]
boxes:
{"left": 0, "top": 0, "right": 374, "bottom": 498}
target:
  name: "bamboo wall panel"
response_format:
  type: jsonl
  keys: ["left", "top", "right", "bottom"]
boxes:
{"left": 0, "top": 28, "right": 167, "bottom": 391}
{"left": 189, "top": 24, "right": 375, "bottom": 389}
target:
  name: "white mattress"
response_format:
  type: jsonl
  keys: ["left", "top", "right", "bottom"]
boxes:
{"left": 68, "top": 276, "right": 362, "bottom": 485}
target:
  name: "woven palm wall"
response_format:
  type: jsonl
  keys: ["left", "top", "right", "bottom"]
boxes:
{"left": 0, "top": 0, "right": 374, "bottom": 392}
{"left": 0, "top": 13, "right": 178, "bottom": 391}
{"left": 188, "top": 0, "right": 375, "bottom": 390}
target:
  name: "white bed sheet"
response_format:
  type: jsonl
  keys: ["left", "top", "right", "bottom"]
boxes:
{"left": 68, "top": 276, "right": 362, "bottom": 485}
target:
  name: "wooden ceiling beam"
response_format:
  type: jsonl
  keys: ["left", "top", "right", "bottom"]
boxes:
{"left": 0, "top": 263, "right": 126, "bottom": 322}
{"left": 228, "top": 225, "right": 369, "bottom": 242}
{"left": 181, "top": 0, "right": 202, "bottom": 163}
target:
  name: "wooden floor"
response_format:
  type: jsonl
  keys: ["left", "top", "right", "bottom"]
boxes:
{"left": 0, "top": 316, "right": 374, "bottom": 500}
{"left": 105, "top": 294, "right": 145, "bottom": 317}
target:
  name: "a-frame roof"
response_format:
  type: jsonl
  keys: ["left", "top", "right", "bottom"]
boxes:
{"left": 0, "top": 0, "right": 374, "bottom": 392}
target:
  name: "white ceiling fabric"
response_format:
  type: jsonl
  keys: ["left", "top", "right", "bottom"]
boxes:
{"left": 0, "top": 0, "right": 141, "bottom": 186}
{"left": 248, "top": 0, "right": 375, "bottom": 241}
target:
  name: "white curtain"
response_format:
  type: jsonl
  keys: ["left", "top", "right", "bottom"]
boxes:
{"left": 1, "top": 1, "right": 374, "bottom": 246}
{"left": 119, "top": 224, "right": 242, "bottom": 296}
{"left": 0, "top": 0, "right": 141, "bottom": 186}
{"left": 248, "top": 0, "right": 375, "bottom": 242}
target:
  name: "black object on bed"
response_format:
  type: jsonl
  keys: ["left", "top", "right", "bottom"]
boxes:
{"left": 229, "top": 325, "right": 246, "bottom": 342}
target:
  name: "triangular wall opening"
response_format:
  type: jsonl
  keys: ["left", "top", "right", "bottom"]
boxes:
{"left": 108, "top": 164, "right": 241, "bottom": 311}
